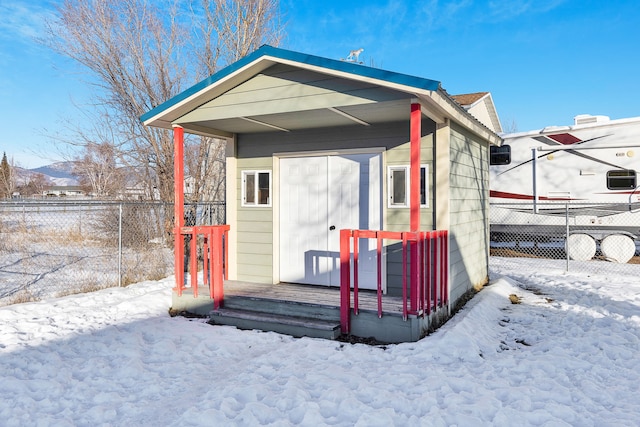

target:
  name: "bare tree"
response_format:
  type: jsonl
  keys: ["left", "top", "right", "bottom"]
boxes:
{"left": 187, "top": 0, "right": 282, "bottom": 204}
{"left": 184, "top": 136, "right": 226, "bottom": 203}
{"left": 195, "top": 0, "right": 284, "bottom": 73}
{"left": 502, "top": 117, "right": 519, "bottom": 134}
{"left": 72, "top": 142, "right": 124, "bottom": 197}
{"left": 16, "top": 172, "right": 51, "bottom": 197}
{"left": 44, "top": 0, "right": 283, "bottom": 207}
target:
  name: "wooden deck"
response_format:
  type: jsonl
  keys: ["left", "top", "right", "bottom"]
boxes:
{"left": 172, "top": 280, "right": 436, "bottom": 343}
{"left": 223, "top": 280, "right": 406, "bottom": 315}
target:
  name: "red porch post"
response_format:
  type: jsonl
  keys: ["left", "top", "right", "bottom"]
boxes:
{"left": 410, "top": 102, "right": 421, "bottom": 231}
{"left": 340, "top": 229, "right": 352, "bottom": 335}
{"left": 173, "top": 125, "right": 185, "bottom": 296}
{"left": 410, "top": 102, "right": 421, "bottom": 312}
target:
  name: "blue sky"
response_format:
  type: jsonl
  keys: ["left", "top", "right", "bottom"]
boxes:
{"left": 1, "top": 0, "right": 639, "bottom": 168}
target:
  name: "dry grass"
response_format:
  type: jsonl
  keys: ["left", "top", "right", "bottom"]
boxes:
{"left": 4, "top": 289, "right": 39, "bottom": 305}
{"left": 56, "top": 285, "right": 106, "bottom": 298}
{"left": 0, "top": 235, "right": 29, "bottom": 252}
{"left": 121, "top": 249, "right": 172, "bottom": 286}
{"left": 0, "top": 227, "right": 96, "bottom": 253}
{"left": 490, "top": 247, "right": 554, "bottom": 259}
{"left": 35, "top": 229, "right": 95, "bottom": 245}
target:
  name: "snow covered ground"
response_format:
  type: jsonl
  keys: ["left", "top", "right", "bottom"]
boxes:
{"left": 1, "top": 257, "right": 639, "bottom": 426}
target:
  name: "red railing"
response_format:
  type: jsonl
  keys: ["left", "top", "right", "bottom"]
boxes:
{"left": 175, "top": 225, "right": 230, "bottom": 309}
{"left": 339, "top": 229, "right": 449, "bottom": 334}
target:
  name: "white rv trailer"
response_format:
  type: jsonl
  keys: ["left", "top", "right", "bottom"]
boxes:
{"left": 490, "top": 114, "right": 640, "bottom": 263}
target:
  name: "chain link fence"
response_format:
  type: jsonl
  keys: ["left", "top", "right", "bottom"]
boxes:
{"left": 0, "top": 200, "right": 225, "bottom": 306}
{"left": 5, "top": 199, "right": 636, "bottom": 305}
{"left": 490, "top": 202, "right": 640, "bottom": 275}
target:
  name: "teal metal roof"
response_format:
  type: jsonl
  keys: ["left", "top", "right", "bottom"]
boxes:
{"left": 140, "top": 45, "right": 441, "bottom": 124}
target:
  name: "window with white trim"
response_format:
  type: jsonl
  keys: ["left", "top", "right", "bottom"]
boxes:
{"left": 388, "top": 165, "right": 429, "bottom": 208}
{"left": 388, "top": 166, "right": 407, "bottom": 207}
{"left": 242, "top": 170, "right": 271, "bottom": 206}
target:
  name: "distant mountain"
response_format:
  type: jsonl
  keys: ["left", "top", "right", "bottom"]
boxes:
{"left": 31, "top": 162, "right": 78, "bottom": 180}
{"left": 21, "top": 161, "right": 80, "bottom": 187}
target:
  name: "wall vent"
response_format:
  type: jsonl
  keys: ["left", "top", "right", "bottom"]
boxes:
{"left": 574, "top": 114, "right": 610, "bottom": 125}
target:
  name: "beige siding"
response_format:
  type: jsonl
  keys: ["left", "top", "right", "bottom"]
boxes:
{"left": 384, "top": 119, "right": 435, "bottom": 232}
{"left": 448, "top": 123, "right": 490, "bottom": 302}
{"left": 178, "top": 65, "right": 407, "bottom": 126}
{"left": 235, "top": 156, "right": 273, "bottom": 283}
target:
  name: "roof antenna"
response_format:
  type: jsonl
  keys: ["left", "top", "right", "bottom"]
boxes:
{"left": 342, "top": 48, "right": 364, "bottom": 64}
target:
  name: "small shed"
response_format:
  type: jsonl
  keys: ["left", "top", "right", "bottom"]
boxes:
{"left": 141, "top": 46, "right": 501, "bottom": 342}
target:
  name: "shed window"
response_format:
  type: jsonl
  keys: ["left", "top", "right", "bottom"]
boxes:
{"left": 607, "top": 170, "right": 636, "bottom": 190}
{"left": 242, "top": 170, "right": 271, "bottom": 206}
{"left": 389, "top": 167, "right": 407, "bottom": 206}
{"left": 388, "top": 165, "right": 429, "bottom": 208}
{"left": 490, "top": 145, "right": 511, "bottom": 165}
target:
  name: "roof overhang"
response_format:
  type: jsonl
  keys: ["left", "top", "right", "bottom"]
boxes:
{"left": 140, "top": 45, "right": 501, "bottom": 145}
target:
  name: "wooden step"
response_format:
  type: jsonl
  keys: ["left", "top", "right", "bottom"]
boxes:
{"left": 222, "top": 294, "right": 341, "bottom": 322}
{"left": 209, "top": 308, "right": 342, "bottom": 340}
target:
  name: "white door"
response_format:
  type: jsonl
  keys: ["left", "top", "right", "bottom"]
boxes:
{"left": 279, "top": 156, "right": 330, "bottom": 285}
{"left": 279, "top": 153, "right": 381, "bottom": 289}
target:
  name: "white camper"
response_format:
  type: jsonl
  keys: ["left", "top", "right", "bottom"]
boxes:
{"left": 490, "top": 114, "right": 640, "bottom": 263}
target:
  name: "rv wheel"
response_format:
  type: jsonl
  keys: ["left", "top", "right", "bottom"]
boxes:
{"left": 600, "top": 234, "right": 636, "bottom": 263}
{"left": 565, "top": 234, "right": 596, "bottom": 261}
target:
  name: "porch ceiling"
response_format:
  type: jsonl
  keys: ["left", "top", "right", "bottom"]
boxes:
{"left": 177, "top": 99, "right": 413, "bottom": 135}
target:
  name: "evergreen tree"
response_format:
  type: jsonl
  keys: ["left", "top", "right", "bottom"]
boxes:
{"left": 0, "top": 152, "right": 11, "bottom": 199}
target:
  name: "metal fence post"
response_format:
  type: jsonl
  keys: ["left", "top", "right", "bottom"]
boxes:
{"left": 118, "top": 203, "right": 123, "bottom": 287}
{"left": 565, "top": 203, "right": 570, "bottom": 272}
{"left": 532, "top": 147, "right": 539, "bottom": 214}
